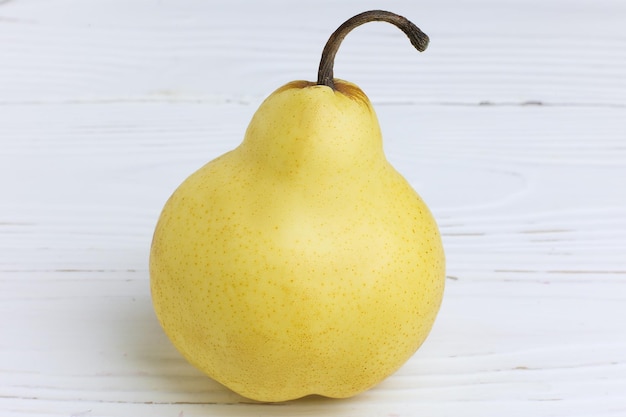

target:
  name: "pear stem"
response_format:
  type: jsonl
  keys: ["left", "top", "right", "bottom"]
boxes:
{"left": 316, "top": 10, "right": 429, "bottom": 90}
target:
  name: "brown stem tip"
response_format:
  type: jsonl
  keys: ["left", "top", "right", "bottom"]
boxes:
{"left": 316, "top": 10, "right": 429, "bottom": 90}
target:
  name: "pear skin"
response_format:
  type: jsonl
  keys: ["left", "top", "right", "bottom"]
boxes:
{"left": 150, "top": 11, "right": 445, "bottom": 402}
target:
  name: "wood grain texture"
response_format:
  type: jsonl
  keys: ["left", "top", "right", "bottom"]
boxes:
{"left": 1, "top": 0, "right": 625, "bottom": 416}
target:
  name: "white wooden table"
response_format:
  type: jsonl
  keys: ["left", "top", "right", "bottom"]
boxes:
{"left": 2, "top": 1, "right": 625, "bottom": 416}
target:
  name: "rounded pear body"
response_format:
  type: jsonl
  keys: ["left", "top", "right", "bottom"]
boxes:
{"left": 150, "top": 80, "right": 445, "bottom": 402}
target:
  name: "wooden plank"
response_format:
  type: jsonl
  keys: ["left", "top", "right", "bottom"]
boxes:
{"left": 0, "top": 1, "right": 624, "bottom": 105}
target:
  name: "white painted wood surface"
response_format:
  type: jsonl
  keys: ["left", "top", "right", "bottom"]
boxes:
{"left": 1, "top": 0, "right": 625, "bottom": 416}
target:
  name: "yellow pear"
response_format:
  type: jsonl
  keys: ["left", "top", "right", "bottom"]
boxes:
{"left": 150, "top": 10, "right": 445, "bottom": 402}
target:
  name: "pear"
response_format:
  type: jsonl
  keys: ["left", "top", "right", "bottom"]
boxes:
{"left": 150, "top": 10, "right": 445, "bottom": 402}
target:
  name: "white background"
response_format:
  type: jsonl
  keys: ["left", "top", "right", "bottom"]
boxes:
{"left": 1, "top": 0, "right": 625, "bottom": 416}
